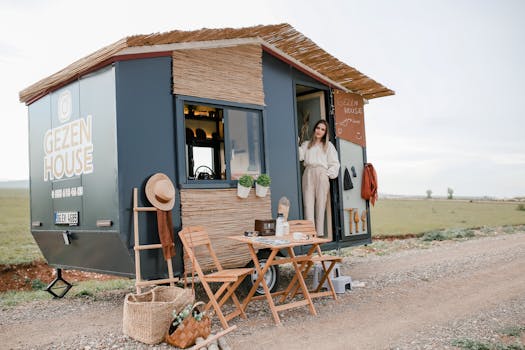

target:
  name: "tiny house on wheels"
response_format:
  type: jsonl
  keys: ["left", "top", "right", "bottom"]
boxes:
{"left": 19, "top": 23, "right": 394, "bottom": 294}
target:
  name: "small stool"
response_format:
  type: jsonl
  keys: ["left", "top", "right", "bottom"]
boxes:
{"left": 312, "top": 264, "right": 352, "bottom": 294}
{"left": 331, "top": 276, "right": 352, "bottom": 294}
{"left": 312, "top": 263, "right": 342, "bottom": 289}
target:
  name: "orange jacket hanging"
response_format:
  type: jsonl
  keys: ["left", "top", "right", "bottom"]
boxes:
{"left": 361, "top": 163, "right": 378, "bottom": 206}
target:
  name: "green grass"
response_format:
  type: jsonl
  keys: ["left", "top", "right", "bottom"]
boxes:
{"left": 421, "top": 228, "right": 476, "bottom": 241}
{"left": 69, "top": 278, "right": 134, "bottom": 297}
{"left": 0, "top": 278, "right": 134, "bottom": 307}
{"left": 0, "top": 289, "right": 50, "bottom": 306}
{"left": 0, "top": 189, "right": 43, "bottom": 264}
{"left": 500, "top": 326, "right": 525, "bottom": 337}
{"left": 452, "top": 338, "right": 524, "bottom": 350}
{"left": 371, "top": 199, "right": 525, "bottom": 237}
{"left": 451, "top": 324, "right": 525, "bottom": 350}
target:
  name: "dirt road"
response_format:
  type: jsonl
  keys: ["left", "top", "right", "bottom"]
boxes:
{"left": 1, "top": 232, "right": 524, "bottom": 349}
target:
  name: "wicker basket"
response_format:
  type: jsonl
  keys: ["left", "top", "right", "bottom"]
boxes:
{"left": 165, "top": 302, "right": 212, "bottom": 348}
{"left": 122, "top": 286, "right": 194, "bottom": 344}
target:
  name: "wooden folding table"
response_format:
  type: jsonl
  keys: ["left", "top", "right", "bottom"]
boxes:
{"left": 228, "top": 235, "right": 330, "bottom": 326}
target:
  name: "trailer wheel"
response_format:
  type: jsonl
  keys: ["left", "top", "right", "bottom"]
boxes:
{"left": 244, "top": 250, "right": 280, "bottom": 295}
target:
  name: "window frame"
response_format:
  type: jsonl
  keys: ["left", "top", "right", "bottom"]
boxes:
{"left": 175, "top": 95, "right": 266, "bottom": 189}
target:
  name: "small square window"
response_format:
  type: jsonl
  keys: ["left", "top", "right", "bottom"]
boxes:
{"left": 183, "top": 103, "right": 263, "bottom": 182}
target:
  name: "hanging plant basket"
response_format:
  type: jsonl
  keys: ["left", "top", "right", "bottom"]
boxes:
{"left": 237, "top": 175, "right": 254, "bottom": 199}
{"left": 255, "top": 174, "right": 271, "bottom": 198}
{"left": 237, "top": 184, "right": 251, "bottom": 198}
{"left": 255, "top": 183, "right": 269, "bottom": 197}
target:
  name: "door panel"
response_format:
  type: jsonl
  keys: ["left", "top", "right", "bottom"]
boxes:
{"left": 339, "top": 140, "right": 368, "bottom": 237}
{"left": 297, "top": 91, "right": 326, "bottom": 144}
{"left": 296, "top": 91, "right": 334, "bottom": 239}
{"left": 333, "top": 91, "right": 371, "bottom": 241}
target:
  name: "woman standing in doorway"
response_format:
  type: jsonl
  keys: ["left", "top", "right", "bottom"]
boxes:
{"left": 298, "top": 119, "right": 340, "bottom": 236}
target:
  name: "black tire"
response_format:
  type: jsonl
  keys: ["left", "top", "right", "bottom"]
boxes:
{"left": 243, "top": 249, "right": 280, "bottom": 295}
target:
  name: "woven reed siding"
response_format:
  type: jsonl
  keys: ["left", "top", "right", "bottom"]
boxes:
{"left": 172, "top": 45, "right": 264, "bottom": 106}
{"left": 180, "top": 188, "right": 271, "bottom": 273}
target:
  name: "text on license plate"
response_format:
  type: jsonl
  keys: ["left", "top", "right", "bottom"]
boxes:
{"left": 54, "top": 211, "right": 79, "bottom": 226}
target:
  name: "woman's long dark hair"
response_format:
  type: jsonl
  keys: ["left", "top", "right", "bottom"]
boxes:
{"left": 308, "top": 119, "right": 329, "bottom": 151}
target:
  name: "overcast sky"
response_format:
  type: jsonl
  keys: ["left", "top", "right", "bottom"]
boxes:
{"left": 1, "top": 0, "right": 524, "bottom": 198}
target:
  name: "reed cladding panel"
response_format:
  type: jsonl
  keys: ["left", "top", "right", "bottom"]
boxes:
{"left": 180, "top": 188, "right": 271, "bottom": 272}
{"left": 172, "top": 44, "right": 264, "bottom": 106}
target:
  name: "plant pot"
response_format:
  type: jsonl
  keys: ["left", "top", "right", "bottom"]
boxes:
{"left": 237, "top": 184, "right": 251, "bottom": 198}
{"left": 255, "top": 183, "right": 269, "bottom": 197}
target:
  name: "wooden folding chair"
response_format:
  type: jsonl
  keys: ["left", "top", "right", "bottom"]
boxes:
{"left": 178, "top": 226, "right": 254, "bottom": 329}
{"left": 287, "top": 220, "right": 343, "bottom": 300}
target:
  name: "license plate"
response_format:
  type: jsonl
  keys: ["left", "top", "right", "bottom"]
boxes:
{"left": 54, "top": 211, "right": 79, "bottom": 226}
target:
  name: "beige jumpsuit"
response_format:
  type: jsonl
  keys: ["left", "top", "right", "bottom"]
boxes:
{"left": 299, "top": 141, "right": 340, "bottom": 235}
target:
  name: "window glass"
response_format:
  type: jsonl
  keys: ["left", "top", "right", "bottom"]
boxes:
{"left": 193, "top": 147, "right": 214, "bottom": 179}
{"left": 183, "top": 103, "right": 263, "bottom": 182}
{"left": 227, "top": 109, "right": 262, "bottom": 180}
{"left": 184, "top": 104, "right": 225, "bottom": 180}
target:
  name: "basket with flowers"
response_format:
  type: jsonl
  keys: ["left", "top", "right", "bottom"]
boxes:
{"left": 165, "top": 301, "right": 211, "bottom": 348}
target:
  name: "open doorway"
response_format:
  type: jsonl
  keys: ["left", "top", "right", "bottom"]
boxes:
{"left": 296, "top": 85, "right": 335, "bottom": 240}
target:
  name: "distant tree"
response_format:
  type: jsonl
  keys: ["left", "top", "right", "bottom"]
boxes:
{"left": 447, "top": 187, "right": 454, "bottom": 199}
{"left": 426, "top": 189, "right": 432, "bottom": 199}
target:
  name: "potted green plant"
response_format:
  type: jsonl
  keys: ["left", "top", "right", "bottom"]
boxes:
{"left": 237, "top": 174, "right": 254, "bottom": 198}
{"left": 255, "top": 174, "right": 271, "bottom": 197}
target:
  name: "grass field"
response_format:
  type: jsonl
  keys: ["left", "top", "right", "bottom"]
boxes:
{"left": 0, "top": 278, "right": 135, "bottom": 307}
{"left": 371, "top": 198, "right": 525, "bottom": 236}
{"left": 0, "top": 189, "right": 43, "bottom": 264}
{"left": 1, "top": 189, "right": 525, "bottom": 264}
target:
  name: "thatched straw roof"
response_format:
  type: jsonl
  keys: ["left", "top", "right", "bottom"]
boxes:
{"left": 19, "top": 23, "right": 394, "bottom": 104}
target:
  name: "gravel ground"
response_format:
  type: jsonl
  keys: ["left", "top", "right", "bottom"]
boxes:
{"left": 391, "top": 296, "right": 525, "bottom": 350}
{"left": 1, "top": 230, "right": 524, "bottom": 350}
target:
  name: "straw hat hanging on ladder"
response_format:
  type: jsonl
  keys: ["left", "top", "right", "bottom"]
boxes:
{"left": 145, "top": 173, "right": 177, "bottom": 261}
{"left": 146, "top": 173, "right": 175, "bottom": 211}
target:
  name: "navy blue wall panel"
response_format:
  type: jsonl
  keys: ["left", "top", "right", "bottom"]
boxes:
{"left": 262, "top": 53, "right": 303, "bottom": 219}
{"left": 115, "top": 57, "right": 183, "bottom": 279}
{"left": 28, "top": 68, "right": 136, "bottom": 276}
{"left": 292, "top": 67, "right": 325, "bottom": 87}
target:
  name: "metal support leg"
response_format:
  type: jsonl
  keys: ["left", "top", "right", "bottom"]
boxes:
{"left": 45, "top": 268, "right": 72, "bottom": 298}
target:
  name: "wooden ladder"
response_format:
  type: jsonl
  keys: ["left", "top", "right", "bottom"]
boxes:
{"left": 132, "top": 187, "right": 179, "bottom": 293}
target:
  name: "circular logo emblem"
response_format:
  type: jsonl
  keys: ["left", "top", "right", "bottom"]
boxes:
{"left": 57, "top": 90, "right": 72, "bottom": 123}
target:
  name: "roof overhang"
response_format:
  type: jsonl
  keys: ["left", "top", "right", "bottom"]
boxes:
{"left": 19, "top": 24, "right": 394, "bottom": 105}
{"left": 118, "top": 37, "right": 351, "bottom": 92}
